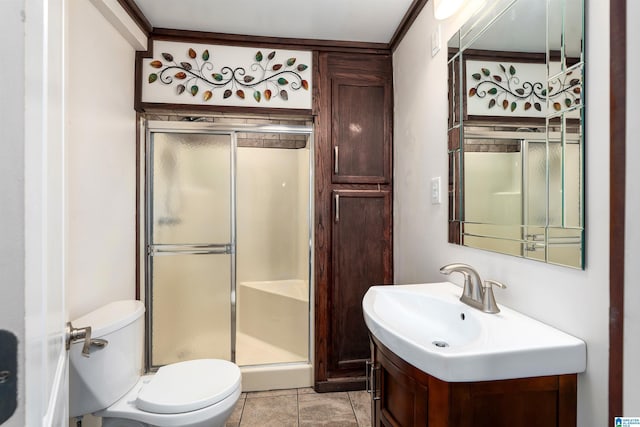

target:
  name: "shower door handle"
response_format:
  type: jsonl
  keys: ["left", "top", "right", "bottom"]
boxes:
{"left": 334, "top": 146, "right": 339, "bottom": 174}
{"left": 149, "top": 244, "right": 233, "bottom": 255}
{"left": 334, "top": 194, "right": 340, "bottom": 223}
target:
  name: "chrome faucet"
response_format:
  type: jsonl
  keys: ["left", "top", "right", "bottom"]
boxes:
{"left": 439, "top": 263, "right": 506, "bottom": 313}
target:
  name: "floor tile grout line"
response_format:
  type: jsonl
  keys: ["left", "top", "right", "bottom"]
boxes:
{"left": 237, "top": 397, "right": 245, "bottom": 427}
{"left": 347, "top": 392, "right": 360, "bottom": 426}
{"left": 296, "top": 388, "right": 300, "bottom": 427}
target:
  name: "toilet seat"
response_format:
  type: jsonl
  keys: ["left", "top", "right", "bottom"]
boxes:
{"left": 137, "top": 359, "right": 241, "bottom": 414}
{"left": 96, "top": 359, "right": 242, "bottom": 427}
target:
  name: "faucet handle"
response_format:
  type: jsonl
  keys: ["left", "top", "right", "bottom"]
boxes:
{"left": 456, "top": 271, "right": 472, "bottom": 298}
{"left": 482, "top": 280, "right": 507, "bottom": 314}
{"left": 439, "top": 263, "right": 476, "bottom": 300}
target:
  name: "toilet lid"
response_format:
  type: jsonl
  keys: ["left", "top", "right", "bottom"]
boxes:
{"left": 136, "top": 359, "right": 241, "bottom": 414}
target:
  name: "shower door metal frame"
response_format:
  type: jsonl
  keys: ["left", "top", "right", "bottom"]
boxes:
{"left": 144, "top": 120, "right": 314, "bottom": 372}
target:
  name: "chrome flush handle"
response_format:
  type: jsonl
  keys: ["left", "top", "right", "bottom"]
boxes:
{"left": 65, "top": 323, "right": 109, "bottom": 357}
{"left": 66, "top": 323, "right": 91, "bottom": 356}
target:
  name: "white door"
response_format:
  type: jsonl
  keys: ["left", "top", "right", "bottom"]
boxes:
{"left": 0, "top": 0, "right": 68, "bottom": 426}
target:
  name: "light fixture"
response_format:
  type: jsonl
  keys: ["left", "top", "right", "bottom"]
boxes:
{"left": 433, "top": 0, "right": 466, "bottom": 20}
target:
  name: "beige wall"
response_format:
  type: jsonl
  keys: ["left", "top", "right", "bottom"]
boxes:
{"left": 66, "top": 0, "right": 138, "bottom": 319}
{"left": 65, "top": 3, "right": 141, "bottom": 425}
{"left": 393, "top": 1, "right": 610, "bottom": 425}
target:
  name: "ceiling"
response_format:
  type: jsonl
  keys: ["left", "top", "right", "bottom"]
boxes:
{"left": 132, "top": 0, "right": 417, "bottom": 44}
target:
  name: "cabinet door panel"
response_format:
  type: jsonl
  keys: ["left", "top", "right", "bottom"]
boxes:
{"left": 459, "top": 376, "right": 566, "bottom": 427}
{"left": 330, "top": 190, "right": 392, "bottom": 376}
{"left": 332, "top": 78, "right": 390, "bottom": 184}
{"left": 376, "top": 346, "right": 429, "bottom": 427}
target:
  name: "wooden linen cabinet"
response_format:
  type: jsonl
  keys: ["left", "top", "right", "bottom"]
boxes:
{"left": 314, "top": 51, "right": 393, "bottom": 391}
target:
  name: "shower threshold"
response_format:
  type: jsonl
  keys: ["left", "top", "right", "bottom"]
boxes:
{"left": 236, "top": 332, "right": 307, "bottom": 366}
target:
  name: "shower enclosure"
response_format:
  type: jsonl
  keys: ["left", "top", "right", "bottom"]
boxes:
{"left": 143, "top": 120, "right": 313, "bottom": 390}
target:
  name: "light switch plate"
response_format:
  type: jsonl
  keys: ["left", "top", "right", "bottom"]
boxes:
{"left": 431, "top": 25, "right": 441, "bottom": 57}
{"left": 431, "top": 177, "right": 441, "bottom": 204}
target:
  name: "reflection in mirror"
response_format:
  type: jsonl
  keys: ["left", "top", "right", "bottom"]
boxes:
{"left": 447, "top": 0, "right": 584, "bottom": 268}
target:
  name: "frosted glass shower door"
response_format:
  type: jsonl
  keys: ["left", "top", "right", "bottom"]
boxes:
{"left": 147, "top": 132, "right": 233, "bottom": 368}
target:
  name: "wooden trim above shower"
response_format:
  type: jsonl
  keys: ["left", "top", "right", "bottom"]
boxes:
{"left": 137, "top": 102, "right": 313, "bottom": 117}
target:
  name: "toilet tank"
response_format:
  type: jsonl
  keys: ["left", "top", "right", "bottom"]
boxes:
{"left": 69, "top": 300, "right": 145, "bottom": 418}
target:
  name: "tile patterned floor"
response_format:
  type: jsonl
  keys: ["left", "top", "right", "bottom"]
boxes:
{"left": 226, "top": 388, "right": 372, "bottom": 427}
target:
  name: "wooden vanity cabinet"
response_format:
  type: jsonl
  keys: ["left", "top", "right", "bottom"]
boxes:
{"left": 314, "top": 52, "right": 393, "bottom": 392}
{"left": 370, "top": 336, "right": 578, "bottom": 427}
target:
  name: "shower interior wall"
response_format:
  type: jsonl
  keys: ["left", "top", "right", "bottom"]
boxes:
{"left": 236, "top": 131, "right": 311, "bottom": 367}
{"left": 236, "top": 133, "right": 310, "bottom": 285}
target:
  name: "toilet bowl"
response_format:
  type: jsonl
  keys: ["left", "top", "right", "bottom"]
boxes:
{"left": 69, "top": 301, "right": 241, "bottom": 427}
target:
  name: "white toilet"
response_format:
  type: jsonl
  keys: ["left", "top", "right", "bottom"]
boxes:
{"left": 69, "top": 300, "right": 241, "bottom": 427}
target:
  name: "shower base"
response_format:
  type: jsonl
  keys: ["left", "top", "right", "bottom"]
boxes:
{"left": 236, "top": 331, "right": 312, "bottom": 391}
{"left": 236, "top": 331, "right": 305, "bottom": 366}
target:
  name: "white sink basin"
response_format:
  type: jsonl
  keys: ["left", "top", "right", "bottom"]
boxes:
{"left": 363, "top": 282, "right": 586, "bottom": 382}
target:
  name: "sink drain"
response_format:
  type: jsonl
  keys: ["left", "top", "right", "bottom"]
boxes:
{"left": 432, "top": 340, "right": 449, "bottom": 348}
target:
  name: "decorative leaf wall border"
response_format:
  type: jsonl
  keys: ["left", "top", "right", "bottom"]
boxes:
{"left": 147, "top": 47, "right": 310, "bottom": 103}
{"left": 468, "top": 62, "right": 582, "bottom": 113}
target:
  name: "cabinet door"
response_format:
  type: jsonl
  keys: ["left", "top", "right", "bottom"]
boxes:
{"left": 452, "top": 376, "right": 576, "bottom": 427}
{"left": 330, "top": 74, "right": 392, "bottom": 184}
{"left": 329, "top": 190, "right": 392, "bottom": 378}
{"left": 375, "top": 346, "right": 429, "bottom": 427}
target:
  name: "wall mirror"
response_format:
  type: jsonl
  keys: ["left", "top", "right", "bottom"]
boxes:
{"left": 447, "top": 0, "right": 585, "bottom": 268}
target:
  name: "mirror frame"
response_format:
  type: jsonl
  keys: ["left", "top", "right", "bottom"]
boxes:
{"left": 447, "top": 0, "right": 585, "bottom": 269}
